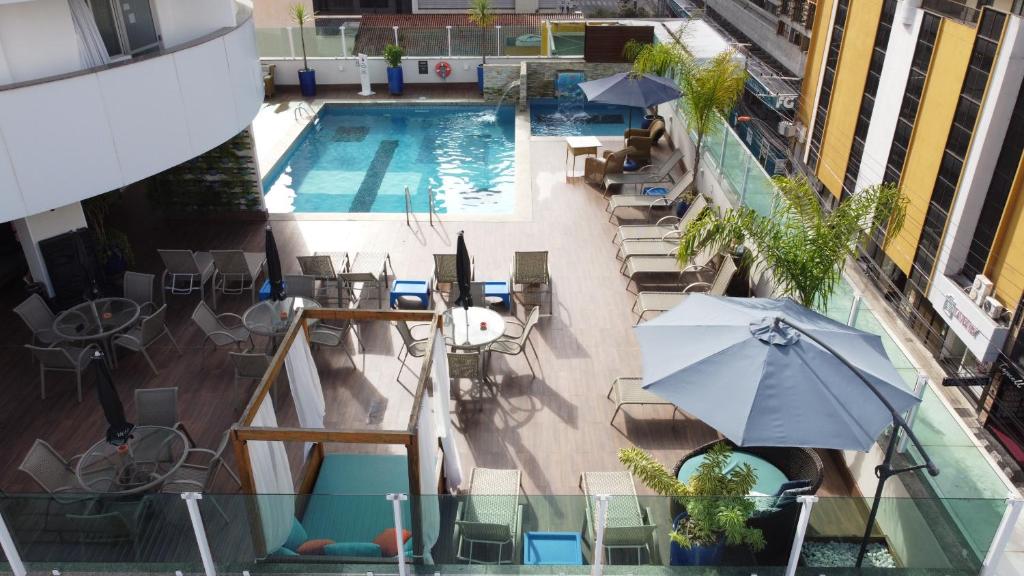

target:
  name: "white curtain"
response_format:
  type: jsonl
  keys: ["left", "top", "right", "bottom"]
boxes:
{"left": 430, "top": 329, "right": 464, "bottom": 492}
{"left": 416, "top": 393, "right": 439, "bottom": 565}
{"left": 68, "top": 0, "right": 111, "bottom": 69}
{"left": 248, "top": 396, "right": 296, "bottom": 554}
{"left": 284, "top": 329, "right": 326, "bottom": 445}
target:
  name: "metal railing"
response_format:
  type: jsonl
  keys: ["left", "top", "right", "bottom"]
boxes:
{"left": 405, "top": 185, "right": 438, "bottom": 227}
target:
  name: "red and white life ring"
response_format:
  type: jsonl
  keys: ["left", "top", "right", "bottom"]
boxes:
{"left": 435, "top": 61, "right": 452, "bottom": 79}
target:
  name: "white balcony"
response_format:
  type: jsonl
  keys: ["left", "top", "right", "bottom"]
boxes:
{"left": 0, "top": 0, "right": 263, "bottom": 222}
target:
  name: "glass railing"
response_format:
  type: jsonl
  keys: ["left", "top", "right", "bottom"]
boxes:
{"left": 2, "top": 492, "right": 1005, "bottom": 573}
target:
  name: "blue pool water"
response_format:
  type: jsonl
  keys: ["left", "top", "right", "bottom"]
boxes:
{"left": 263, "top": 104, "right": 515, "bottom": 214}
{"left": 530, "top": 98, "right": 642, "bottom": 136}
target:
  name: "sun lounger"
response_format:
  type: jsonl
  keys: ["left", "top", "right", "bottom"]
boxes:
{"left": 622, "top": 248, "right": 716, "bottom": 293}
{"left": 604, "top": 147, "right": 685, "bottom": 191}
{"left": 614, "top": 195, "right": 708, "bottom": 246}
{"left": 454, "top": 467, "right": 523, "bottom": 564}
{"left": 607, "top": 376, "right": 681, "bottom": 423}
{"left": 632, "top": 256, "right": 739, "bottom": 323}
{"left": 579, "top": 471, "right": 657, "bottom": 564}
{"left": 606, "top": 171, "right": 694, "bottom": 222}
{"left": 617, "top": 239, "right": 679, "bottom": 267}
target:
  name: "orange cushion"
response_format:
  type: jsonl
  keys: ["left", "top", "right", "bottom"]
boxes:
{"left": 297, "top": 539, "right": 335, "bottom": 555}
{"left": 372, "top": 529, "right": 411, "bottom": 557}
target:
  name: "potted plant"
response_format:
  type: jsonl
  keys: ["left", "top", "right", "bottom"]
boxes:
{"left": 618, "top": 443, "right": 765, "bottom": 566}
{"left": 384, "top": 43, "right": 404, "bottom": 96}
{"left": 290, "top": 3, "right": 316, "bottom": 97}
{"left": 468, "top": 0, "right": 494, "bottom": 95}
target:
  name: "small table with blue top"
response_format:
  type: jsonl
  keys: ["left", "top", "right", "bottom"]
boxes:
{"left": 389, "top": 279, "right": 430, "bottom": 309}
{"left": 523, "top": 532, "right": 583, "bottom": 565}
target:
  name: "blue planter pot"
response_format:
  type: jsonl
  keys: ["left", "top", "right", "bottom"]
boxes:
{"left": 387, "top": 66, "right": 404, "bottom": 95}
{"left": 477, "top": 64, "right": 485, "bottom": 95}
{"left": 298, "top": 69, "right": 316, "bottom": 97}
{"left": 669, "top": 513, "right": 726, "bottom": 566}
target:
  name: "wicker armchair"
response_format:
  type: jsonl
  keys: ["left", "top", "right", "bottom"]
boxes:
{"left": 624, "top": 120, "right": 666, "bottom": 163}
{"left": 584, "top": 148, "right": 632, "bottom": 188}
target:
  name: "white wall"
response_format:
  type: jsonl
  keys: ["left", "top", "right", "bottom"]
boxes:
{"left": 0, "top": 18, "right": 263, "bottom": 222}
{"left": 153, "top": 0, "right": 236, "bottom": 48}
{"left": 12, "top": 202, "right": 88, "bottom": 295}
{"left": 0, "top": 36, "right": 12, "bottom": 84}
{"left": 0, "top": 0, "right": 81, "bottom": 83}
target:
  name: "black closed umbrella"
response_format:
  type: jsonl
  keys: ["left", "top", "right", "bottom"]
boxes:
{"left": 454, "top": 231, "right": 472, "bottom": 310}
{"left": 266, "top": 225, "right": 285, "bottom": 301}
{"left": 92, "top": 352, "right": 133, "bottom": 445}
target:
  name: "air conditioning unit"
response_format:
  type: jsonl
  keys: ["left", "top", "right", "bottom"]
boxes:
{"left": 984, "top": 296, "right": 1005, "bottom": 320}
{"left": 973, "top": 274, "right": 994, "bottom": 306}
{"left": 777, "top": 121, "right": 796, "bottom": 137}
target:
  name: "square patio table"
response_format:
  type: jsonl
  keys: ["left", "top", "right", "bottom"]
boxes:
{"left": 565, "top": 136, "right": 602, "bottom": 177}
{"left": 523, "top": 531, "right": 583, "bottom": 565}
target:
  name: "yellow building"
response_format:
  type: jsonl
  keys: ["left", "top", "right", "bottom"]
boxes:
{"left": 799, "top": 0, "right": 1024, "bottom": 430}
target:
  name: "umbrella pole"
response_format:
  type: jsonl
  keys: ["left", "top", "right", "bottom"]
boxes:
{"left": 856, "top": 420, "right": 900, "bottom": 567}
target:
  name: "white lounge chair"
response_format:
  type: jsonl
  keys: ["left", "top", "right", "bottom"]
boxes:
{"left": 614, "top": 195, "right": 708, "bottom": 246}
{"left": 607, "top": 171, "right": 694, "bottom": 222}
{"left": 632, "top": 257, "right": 738, "bottom": 324}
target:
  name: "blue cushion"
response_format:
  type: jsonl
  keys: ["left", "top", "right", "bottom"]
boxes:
{"left": 273, "top": 546, "right": 300, "bottom": 557}
{"left": 623, "top": 158, "right": 639, "bottom": 171}
{"left": 284, "top": 517, "right": 308, "bottom": 552}
{"left": 643, "top": 187, "right": 668, "bottom": 197}
{"left": 773, "top": 480, "right": 811, "bottom": 497}
{"left": 324, "top": 542, "right": 383, "bottom": 557}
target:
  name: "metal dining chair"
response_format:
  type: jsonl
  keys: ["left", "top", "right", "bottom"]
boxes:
{"left": 135, "top": 387, "right": 196, "bottom": 446}
{"left": 122, "top": 271, "right": 158, "bottom": 316}
{"left": 228, "top": 352, "right": 270, "bottom": 410}
{"left": 111, "top": 305, "right": 181, "bottom": 375}
{"left": 25, "top": 344, "right": 98, "bottom": 402}
{"left": 160, "top": 431, "right": 242, "bottom": 522}
{"left": 14, "top": 293, "right": 62, "bottom": 347}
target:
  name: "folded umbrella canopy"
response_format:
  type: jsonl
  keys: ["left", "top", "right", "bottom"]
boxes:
{"left": 635, "top": 294, "right": 938, "bottom": 566}
{"left": 92, "top": 351, "right": 133, "bottom": 445}
{"left": 454, "top": 231, "right": 472, "bottom": 311}
{"left": 266, "top": 225, "right": 285, "bottom": 301}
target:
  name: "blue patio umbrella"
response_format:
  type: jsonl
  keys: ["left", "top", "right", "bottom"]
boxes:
{"left": 634, "top": 294, "right": 938, "bottom": 566}
{"left": 578, "top": 73, "right": 681, "bottom": 127}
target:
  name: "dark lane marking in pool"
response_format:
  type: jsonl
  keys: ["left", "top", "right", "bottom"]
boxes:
{"left": 349, "top": 140, "right": 399, "bottom": 212}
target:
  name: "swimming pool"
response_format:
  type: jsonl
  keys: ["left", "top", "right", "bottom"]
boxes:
{"left": 530, "top": 99, "right": 642, "bottom": 137}
{"left": 263, "top": 105, "right": 515, "bottom": 214}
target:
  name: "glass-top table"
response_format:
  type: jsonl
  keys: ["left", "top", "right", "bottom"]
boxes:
{"left": 443, "top": 307, "right": 506, "bottom": 349}
{"left": 53, "top": 298, "right": 140, "bottom": 362}
{"left": 76, "top": 426, "right": 188, "bottom": 495}
{"left": 676, "top": 451, "right": 789, "bottom": 496}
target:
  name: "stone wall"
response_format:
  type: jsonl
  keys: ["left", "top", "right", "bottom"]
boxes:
{"left": 524, "top": 60, "right": 633, "bottom": 98}
{"left": 482, "top": 64, "right": 521, "bottom": 103}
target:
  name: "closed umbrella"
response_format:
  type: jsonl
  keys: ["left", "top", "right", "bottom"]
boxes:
{"left": 578, "top": 72, "right": 681, "bottom": 128}
{"left": 92, "top": 351, "right": 133, "bottom": 445}
{"left": 265, "top": 225, "right": 285, "bottom": 301}
{"left": 453, "top": 231, "right": 472, "bottom": 345}
{"left": 634, "top": 294, "right": 938, "bottom": 566}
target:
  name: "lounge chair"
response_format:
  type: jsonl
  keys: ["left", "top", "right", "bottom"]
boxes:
{"left": 454, "top": 467, "right": 523, "bottom": 564}
{"left": 210, "top": 250, "right": 266, "bottom": 309}
{"left": 158, "top": 249, "right": 215, "bottom": 301}
{"left": 617, "top": 237, "right": 680, "bottom": 266}
{"left": 607, "top": 376, "right": 681, "bottom": 424}
{"left": 607, "top": 171, "right": 694, "bottom": 222}
{"left": 622, "top": 249, "right": 716, "bottom": 293}
{"left": 604, "top": 147, "right": 685, "bottom": 191}
{"left": 580, "top": 471, "right": 657, "bottom": 565}
{"left": 631, "top": 257, "right": 738, "bottom": 324}
{"left": 624, "top": 119, "right": 666, "bottom": 163}
{"left": 585, "top": 147, "right": 632, "bottom": 188}
{"left": 297, "top": 253, "right": 347, "bottom": 305}
{"left": 614, "top": 195, "right": 708, "bottom": 246}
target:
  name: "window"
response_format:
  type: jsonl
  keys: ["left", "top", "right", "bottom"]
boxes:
{"left": 807, "top": 0, "right": 849, "bottom": 171}
{"left": 778, "top": 20, "right": 787, "bottom": 35}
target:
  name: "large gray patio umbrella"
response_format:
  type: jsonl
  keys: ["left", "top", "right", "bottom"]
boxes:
{"left": 634, "top": 294, "right": 939, "bottom": 566}
{"left": 578, "top": 72, "right": 681, "bottom": 127}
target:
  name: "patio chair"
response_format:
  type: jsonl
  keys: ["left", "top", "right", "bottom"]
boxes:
{"left": 604, "top": 147, "right": 686, "bottom": 190}
{"left": 432, "top": 253, "right": 474, "bottom": 299}
{"left": 448, "top": 351, "right": 490, "bottom": 400}
{"left": 14, "top": 293, "right": 62, "bottom": 347}
{"left": 485, "top": 307, "right": 540, "bottom": 378}
{"left": 158, "top": 249, "right": 215, "bottom": 301}
{"left": 18, "top": 439, "right": 86, "bottom": 498}
{"left": 283, "top": 274, "right": 317, "bottom": 301}
{"left": 26, "top": 343, "right": 98, "bottom": 403}
{"left": 510, "top": 251, "right": 551, "bottom": 315}
{"left": 630, "top": 256, "right": 735, "bottom": 324}
{"left": 607, "top": 376, "right": 681, "bottom": 423}
{"left": 395, "top": 320, "right": 430, "bottom": 380}
{"left": 297, "top": 254, "right": 344, "bottom": 305}
{"left": 122, "top": 271, "right": 158, "bottom": 316}
{"left": 161, "top": 431, "right": 242, "bottom": 522}
{"left": 229, "top": 352, "right": 270, "bottom": 410}
{"left": 622, "top": 250, "right": 717, "bottom": 294}
{"left": 191, "top": 301, "right": 253, "bottom": 354}
{"left": 262, "top": 63, "right": 276, "bottom": 99}
{"left": 607, "top": 170, "right": 693, "bottom": 222}
{"left": 584, "top": 147, "right": 632, "bottom": 188}
{"left": 617, "top": 236, "right": 681, "bottom": 266}
{"left": 111, "top": 305, "right": 181, "bottom": 375}
{"left": 580, "top": 471, "right": 657, "bottom": 565}
{"left": 624, "top": 119, "right": 666, "bottom": 163}
{"left": 135, "top": 387, "right": 196, "bottom": 447}
{"left": 454, "top": 467, "right": 523, "bottom": 564}
{"left": 210, "top": 250, "right": 266, "bottom": 309}
{"left": 682, "top": 255, "right": 737, "bottom": 294}
{"left": 310, "top": 321, "right": 360, "bottom": 368}
{"left": 614, "top": 195, "right": 708, "bottom": 246}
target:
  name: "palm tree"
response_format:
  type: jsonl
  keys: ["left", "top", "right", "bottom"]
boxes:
{"left": 678, "top": 50, "right": 746, "bottom": 177}
{"left": 625, "top": 40, "right": 690, "bottom": 78}
{"left": 678, "top": 177, "right": 908, "bottom": 310}
{"left": 289, "top": 3, "right": 313, "bottom": 72}
{"left": 468, "top": 0, "right": 494, "bottom": 65}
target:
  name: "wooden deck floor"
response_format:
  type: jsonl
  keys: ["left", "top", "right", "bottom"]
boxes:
{"left": 0, "top": 137, "right": 857, "bottom": 500}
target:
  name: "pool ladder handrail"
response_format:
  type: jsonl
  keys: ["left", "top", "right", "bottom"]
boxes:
{"left": 294, "top": 103, "right": 313, "bottom": 123}
{"left": 405, "top": 186, "right": 438, "bottom": 228}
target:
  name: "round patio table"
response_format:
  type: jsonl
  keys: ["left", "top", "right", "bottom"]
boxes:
{"left": 244, "top": 297, "right": 321, "bottom": 351}
{"left": 53, "top": 298, "right": 140, "bottom": 362}
{"left": 676, "top": 451, "right": 789, "bottom": 496}
{"left": 76, "top": 426, "right": 188, "bottom": 495}
{"left": 443, "top": 307, "right": 506, "bottom": 349}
